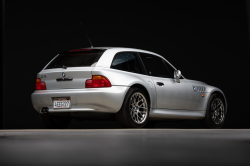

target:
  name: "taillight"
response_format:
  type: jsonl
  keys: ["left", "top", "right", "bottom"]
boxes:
{"left": 85, "top": 76, "right": 111, "bottom": 88}
{"left": 36, "top": 78, "right": 46, "bottom": 90}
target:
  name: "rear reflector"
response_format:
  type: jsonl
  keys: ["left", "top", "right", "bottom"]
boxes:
{"left": 85, "top": 76, "right": 111, "bottom": 88}
{"left": 36, "top": 78, "right": 46, "bottom": 90}
{"left": 69, "top": 49, "right": 91, "bottom": 52}
{"left": 36, "top": 78, "right": 41, "bottom": 83}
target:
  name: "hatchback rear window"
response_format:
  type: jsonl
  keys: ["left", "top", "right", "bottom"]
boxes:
{"left": 46, "top": 50, "right": 105, "bottom": 69}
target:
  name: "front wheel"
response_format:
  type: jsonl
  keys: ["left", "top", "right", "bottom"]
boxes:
{"left": 201, "top": 94, "right": 226, "bottom": 129}
{"left": 116, "top": 87, "right": 149, "bottom": 128}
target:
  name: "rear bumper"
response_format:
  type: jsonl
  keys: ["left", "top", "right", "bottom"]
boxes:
{"left": 31, "top": 86, "right": 129, "bottom": 113}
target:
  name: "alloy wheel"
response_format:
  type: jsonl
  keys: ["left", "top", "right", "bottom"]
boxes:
{"left": 129, "top": 92, "right": 148, "bottom": 124}
{"left": 211, "top": 98, "right": 225, "bottom": 125}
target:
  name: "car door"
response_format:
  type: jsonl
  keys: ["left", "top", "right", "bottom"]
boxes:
{"left": 161, "top": 60, "right": 194, "bottom": 110}
{"left": 138, "top": 52, "right": 194, "bottom": 110}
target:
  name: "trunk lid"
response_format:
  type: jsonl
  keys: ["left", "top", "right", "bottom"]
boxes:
{"left": 38, "top": 49, "right": 105, "bottom": 90}
{"left": 38, "top": 67, "right": 94, "bottom": 89}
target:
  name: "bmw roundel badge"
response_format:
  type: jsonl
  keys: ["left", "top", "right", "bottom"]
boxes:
{"left": 62, "top": 72, "right": 66, "bottom": 77}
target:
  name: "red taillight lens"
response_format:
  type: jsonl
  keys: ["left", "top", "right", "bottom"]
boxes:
{"left": 85, "top": 76, "right": 111, "bottom": 88}
{"left": 36, "top": 78, "right": 46, "bottom": 90}
{"left": 85, "top": 79, "right": 92, "bottom": 88}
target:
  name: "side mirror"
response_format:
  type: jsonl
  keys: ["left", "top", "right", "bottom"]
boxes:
{"left": 174, "top": 70, "right": 181, "bottom": 83}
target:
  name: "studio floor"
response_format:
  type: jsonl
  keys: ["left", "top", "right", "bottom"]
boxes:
{"left": 0, "top": 129, "right": 250, "bottom": 166}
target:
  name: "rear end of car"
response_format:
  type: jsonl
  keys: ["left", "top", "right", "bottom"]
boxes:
{"left": 31, "top": 49, "right": 128, "bottom": 115}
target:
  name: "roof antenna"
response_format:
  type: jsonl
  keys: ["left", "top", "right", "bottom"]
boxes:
{"left": 80, "top": 22, "right": 93, "bottom": 48}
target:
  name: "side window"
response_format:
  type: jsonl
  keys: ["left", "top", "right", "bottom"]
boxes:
{"left": 111, "top": 52, "right": 143, "bottom": 74}
{"left": 139, "top": 53, "right": 172, "bottom": 78}
{"left": 163, "top": 60, "right": 175, "bottom": 78}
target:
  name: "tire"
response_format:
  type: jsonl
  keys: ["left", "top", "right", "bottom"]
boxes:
{"left": 201, "top": 93, "right": 225, "bottom": 129}
{"left": 39, "top": 113, "right": 71, "bottom": 129}
{"left": 116, "top": 87, "right": 149, "bottom": 128}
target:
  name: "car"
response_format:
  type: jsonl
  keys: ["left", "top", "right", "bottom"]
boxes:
{"left": 31, "top": 47, "right": 227, "bottom": 129}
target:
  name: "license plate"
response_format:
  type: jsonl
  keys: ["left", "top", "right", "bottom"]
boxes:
{"left": 53, "top": 98, "right": 70, "bottom": 108}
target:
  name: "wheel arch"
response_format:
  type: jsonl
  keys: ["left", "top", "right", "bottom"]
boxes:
{"left": 130, "top": 84, "right": 151, "bottom": 108}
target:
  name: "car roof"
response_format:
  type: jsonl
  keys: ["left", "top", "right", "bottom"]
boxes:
{"left": 87, "top": 47, "right": 176, "bottom": 69}
{"left": 66, "top": 47, "right": 178, "bottom": 72}
{"left": 79, "top": 47, "right": 162, "bottom": 57}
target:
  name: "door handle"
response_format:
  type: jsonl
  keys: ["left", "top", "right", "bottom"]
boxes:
{"left": 156, "top": 82, "right": 164, "bottom": 86}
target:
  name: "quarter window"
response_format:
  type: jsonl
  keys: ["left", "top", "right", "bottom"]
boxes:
{"left": 139, "top": 53, "right": 172, "bottom": 78}
{"left": 111, "top": 52, "right": 143, "bottom": 74}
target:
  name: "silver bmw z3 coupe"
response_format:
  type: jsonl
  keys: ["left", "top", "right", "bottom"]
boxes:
{"left": 31, "top": 47, "right": 227, "bottom": 129}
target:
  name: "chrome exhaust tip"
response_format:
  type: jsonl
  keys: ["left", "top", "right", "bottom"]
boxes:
{"left": 41, "top": 107, "right": 49, "bottom": 114}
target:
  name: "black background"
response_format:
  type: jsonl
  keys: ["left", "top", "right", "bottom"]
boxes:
{"left": 2, "top": 0, "right": 250, "bottom": 129}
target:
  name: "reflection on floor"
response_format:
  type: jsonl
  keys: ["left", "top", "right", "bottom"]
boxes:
{"left": 0, "top": 129, "right": 250, "bottom": 166}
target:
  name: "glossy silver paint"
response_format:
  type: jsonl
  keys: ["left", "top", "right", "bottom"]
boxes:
{"left": 38, "top": 67, "right": 94, "bottom": 89}
{"left": 32, "top": 86, "right": 129, "bottom": 113}
{"left": 31, "top": 47, "right": 227, "bottom": 120}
